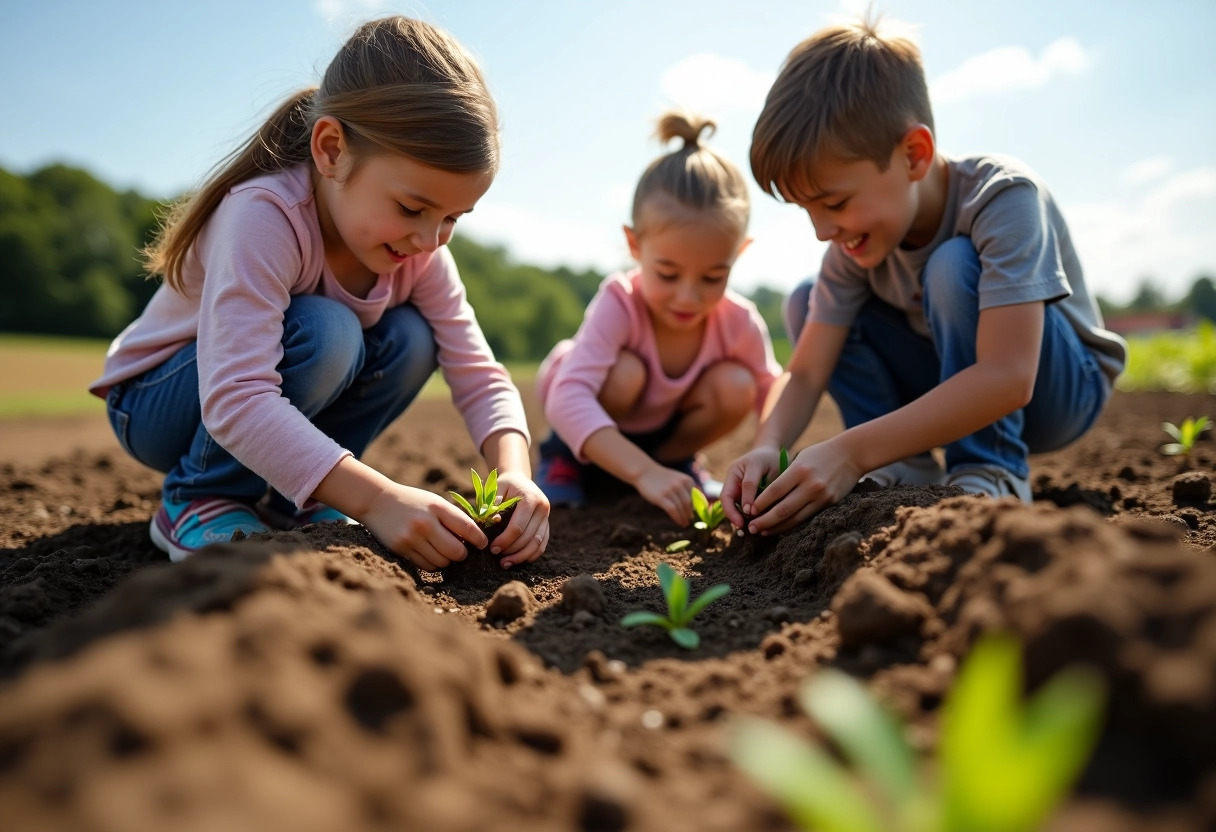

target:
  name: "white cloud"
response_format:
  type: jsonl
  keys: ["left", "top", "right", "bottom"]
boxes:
{"left": 1121, "top": 156, "right": 1174, "bottom": 187}
{"left": 1067, "top": 166, "right": 1216, "bottom": 303}
{"left": 659, "top": 54, "right": 774, "bottom": 116}
{"left": 931, "top": 37, "right": 1093, "bottom": 105}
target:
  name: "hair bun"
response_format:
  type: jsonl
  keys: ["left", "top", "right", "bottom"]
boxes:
{"left": 655, "top": 111, "right": 716, "bottom": 149}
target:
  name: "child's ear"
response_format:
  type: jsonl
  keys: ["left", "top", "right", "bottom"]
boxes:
{"left": 623, "top": 225, "right": 642, "bottom": 260}
{"left": 901, "top": 124, "right": 936, "bottom": 182}
{"left": 311, "top": 116, "right": 346, "bottom": 177}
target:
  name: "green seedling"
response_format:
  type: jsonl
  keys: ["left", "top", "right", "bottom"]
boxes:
{"left": 666, "top": 539, "right": 691, "bottom": 553}
{"left": 757, "top": 446, "right": 791, "bottom": 495}
{"left": 691, "top": 487, "right": 726, "bottom": 531}
{"left": 1161, "top": 415, "right": 1210, "bottom": 457}
{"left": 449, "top": 468, "right": 522, "bottom": 525}
{"left": 621, "top": 562, "right": 731, "bottom": 650}
{"left": 730, "top": 633, "right": 1105, "bottom": 832}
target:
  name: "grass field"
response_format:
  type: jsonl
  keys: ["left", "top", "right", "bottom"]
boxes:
{"left": 2, "top": 325, "right": 1210, "bottom": 420}
{"left": 0, "top": 333, "right": 536, "bottom": 419}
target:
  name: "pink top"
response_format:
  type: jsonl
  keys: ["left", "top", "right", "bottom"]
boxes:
{"left": 90, "top": 165, "right": 529, "bottom": 507}
{"left": 538, "top": 270, "right": 781, "bottom": 462}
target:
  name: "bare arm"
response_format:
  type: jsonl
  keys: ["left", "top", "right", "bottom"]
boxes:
{"left": 582, "top": 427, "right": 695, "bottom": 526}
{"left": 748, "top": 301, "right": 1044, "bottom": 533}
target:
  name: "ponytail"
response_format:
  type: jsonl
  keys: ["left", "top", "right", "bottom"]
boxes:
{"left": 144, "top": 88, "right": 316, "bottom": 292}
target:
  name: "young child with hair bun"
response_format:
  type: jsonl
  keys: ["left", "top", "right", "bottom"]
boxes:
{"left": 90, "top": 16, "right": 549, "bottom": 570}
{"left": 536, "top": 112, "right": 782, "bottom": 527}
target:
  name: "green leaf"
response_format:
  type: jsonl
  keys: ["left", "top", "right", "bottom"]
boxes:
{"left": 657, "top": 561, "right": 677, "bottom": 595}
{"left": 694, "top": 521, "right": 709, "bottom": 531}
{"left": 665, "top": 539, "right": 691, "bottom": 553}
{"left": 730, "top": 716, "right": 884, "bottom": 832}
{"left": 691, "top": 487, "right": 709, "bottom": 519}
{"left": 665, "top": 567, "right": 690, "bottom": 622}
{"left": 449, "top": 491, "right": 477, "bottom": 518}
{"left": 779, "top": 446, "right": 790, "bottom": 474}
{"left": 669, "top": 627, "right": 700, "bottom": 649}
{"left": 494, "top": 495, "right": 523, "bottom": 515}
{"left": 1161, "top": 443, "right": 1186, "bottom": 456}
{"left": 802, "top": 669, "right": 917, "bottom": 810}
{"left": 621, "top": 610, "right": 670, "bottom": 629}
{"left": 470, "top": 468, "right": 485, "bottom": 506}
{"left": 685, "top": 583, "right": 731, "bottom": 620}
{"left": 484, "top": 467, "right": 499, "bottom": 505}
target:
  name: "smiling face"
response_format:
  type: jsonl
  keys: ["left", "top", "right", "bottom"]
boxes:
{"left": 311, "top": 118, "right": 493, "bottom": 281}
{"left": 783, "top": 126, "right": 941, "bottom": 269}
{"left": 626, "top": 200, "right": 749, "bottom": 333}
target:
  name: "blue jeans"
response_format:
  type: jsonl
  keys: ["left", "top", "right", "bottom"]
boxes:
{"left": 106, "top": 295, "right": 437, "bottom": 504}
{"left": 783, "top": 237, "right": 1108, "bottom": 478}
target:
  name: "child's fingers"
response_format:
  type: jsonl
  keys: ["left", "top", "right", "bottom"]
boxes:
{"left": 407, "top": 537, "right": 457, "bottom": 572}
{"left": 501, "top": 524, "right": 548, "bottom": 568}
{"left": 437, "top": 504, "right": 487, "bottom": 552}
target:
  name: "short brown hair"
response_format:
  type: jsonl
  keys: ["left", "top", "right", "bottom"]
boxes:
{"left": 750, "top": 17, "right": 933, "bottom": 202}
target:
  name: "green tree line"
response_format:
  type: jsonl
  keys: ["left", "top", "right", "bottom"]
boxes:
{"left": 10, "top": 162, "right": 1209, "bottom": 360}
{"left": 0, "top": 162, "right": 790, "bottom": 360}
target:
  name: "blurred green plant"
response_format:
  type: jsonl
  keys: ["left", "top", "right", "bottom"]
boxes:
{"left": 730, "top": 634, "right": 1106, "bottom": 832}
{"left": 1161, "top": 415, "right": 1211, "bottom": 457}
{"left": 1118, "top": 321, "right": 1216, "bottom": 394}
{"left": 621, "top": 562, "right": 730, "bottom": 650}
{"left": 691, "top": 487, "right": 726, "bottom": 531}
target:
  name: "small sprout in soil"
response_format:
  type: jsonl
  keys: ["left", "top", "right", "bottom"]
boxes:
{"left": 665, "top": 539, "right": 691, "bottom": 553}
{"left": 1161, "top": 415, "right": 1210, "bottom": 457}
{"left": 729, "top": 633, "right": 1105, "bottom": 832}
{"left": 737, "top": 447, "right": 793, "bottom": 530}
{"left": 691, "top": 487, "right": 726, "bottom": 532}
{"left": 449, "top": 468, "right": 522, "bottom": 524}
{"left": 621, "top": 562, "right": 730, "bottom": 650}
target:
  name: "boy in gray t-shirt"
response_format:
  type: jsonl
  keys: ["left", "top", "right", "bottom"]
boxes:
{"left": 722, "top": 17, "right": 1127, "bottom": 534}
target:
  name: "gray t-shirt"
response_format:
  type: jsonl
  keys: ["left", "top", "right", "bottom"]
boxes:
{"left": 808, "top": 153, "right": 1127, "bottom": 385}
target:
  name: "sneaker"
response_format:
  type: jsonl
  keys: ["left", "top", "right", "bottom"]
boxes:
{"left": 675, "top": 454, "right": 723, "bottom": 501}
{"left": 257, "top": 495, "right": 358, "bottom": 530}
{"left": 537, "top": 452, "right": 586, "bottom": 508}
{"left": 150, "top": 497, "right": 271, "bottom": 563}
{"left": 862, "top": 455, "right": 947, "bottom": 488}
{"left": 945, "top": 465, "right": 1032, "bottom": 504}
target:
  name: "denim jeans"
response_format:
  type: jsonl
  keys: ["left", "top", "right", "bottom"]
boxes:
{"left": 106, "top": 295, "right": 438, "bottom": 503}
{"left": 783, "top": 237, "right": 1108, "bottom": 478}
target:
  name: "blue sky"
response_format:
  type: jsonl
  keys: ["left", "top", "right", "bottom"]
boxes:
{"left": 2, "top": 0, "right": 1213, "bottom": 304}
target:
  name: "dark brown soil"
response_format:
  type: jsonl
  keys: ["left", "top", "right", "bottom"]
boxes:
{"left": 1, "top": 388, "right": 1214, "bottom": 831}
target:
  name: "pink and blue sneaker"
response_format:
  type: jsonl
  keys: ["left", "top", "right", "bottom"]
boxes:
{"left": 149, "top": 497, "right": 271, "bottom": 563}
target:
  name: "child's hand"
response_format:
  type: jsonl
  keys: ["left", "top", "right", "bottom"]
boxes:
{"left": 636, "top": 464, "right": 696, "bottom": 527}
{"left": 488, "top": 471, "right": 551, "bottom": 568}
{"left": 721, "top": 447, "right": 781, "bottom": 529}
{"left": 746, "top": 440, "right": 861, "bottom": 535}
{"left": 362, "top": 484, "right": 488, "bottom": 572}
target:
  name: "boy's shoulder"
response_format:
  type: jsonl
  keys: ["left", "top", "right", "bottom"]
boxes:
{"left": 949, "top": 153, "right": 1052, "bottom": 196}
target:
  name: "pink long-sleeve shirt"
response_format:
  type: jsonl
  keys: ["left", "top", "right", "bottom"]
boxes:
{"left": 90, "top": 164, "right": 528, "bottom": 507}
{"left": 538, "top": 270, "right": 782, "bottom": 462}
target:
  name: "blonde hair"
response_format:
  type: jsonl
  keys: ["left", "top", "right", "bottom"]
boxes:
{"left": 631, "top": 112, "right": 750, "bottom": 236}
{"left": 750, "top": 16, "right": 932, "bottom": 202}
{"left": 145, "top": 16, "right": 499, "bottom": 292}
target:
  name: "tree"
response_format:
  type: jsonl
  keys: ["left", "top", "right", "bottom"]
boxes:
{"left": 1185, "top": 275, "right": 1216, "bottom": 323}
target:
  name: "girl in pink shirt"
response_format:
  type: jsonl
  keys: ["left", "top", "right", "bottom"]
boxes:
{"left": 90, "top": 17, "right": 549, "bottom": 570}
{"left": 537, "top": 113, "right": 782, "bottom": 526}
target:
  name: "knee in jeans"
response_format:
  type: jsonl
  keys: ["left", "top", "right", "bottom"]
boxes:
{"left": 284, "top": 296, "right": 365, "bottom": 380}
{"left": 922, "top": 237, "right": 981, "bottom": 312}
{"left": 782, "top": 277, "right": 816, "bottom": 343}
{"left": 382, "top": 305, "right": 438, "bottom": 381}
